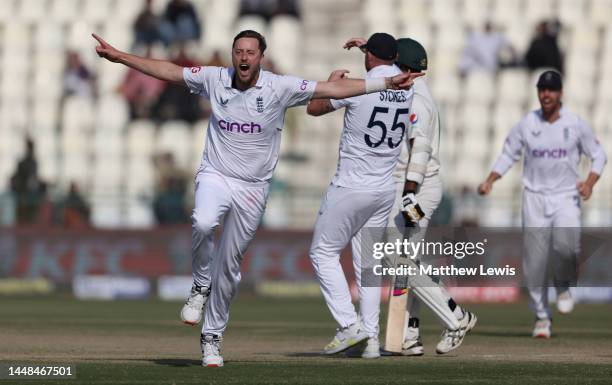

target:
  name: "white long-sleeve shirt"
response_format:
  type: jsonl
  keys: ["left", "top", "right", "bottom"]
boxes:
{"left": 183, "top": 66, "right": 316, "bottom": 183}
{"left": 492, "top": 107, "right": 607, "bottom": 194}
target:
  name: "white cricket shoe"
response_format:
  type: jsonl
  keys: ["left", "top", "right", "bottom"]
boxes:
{"left": 557, "top": 291, "right": 574, "bottom": 314}
{"left": 401, "top": 337, "right": 424, "bottom": 356}
{"left": 180, "top": 284, "right": 210, "bottom": 326}
{"left": 361, "top": 336, "right": 380, "bottom": 359}
{"left": 532, "top": 318, "right": 552, "bottom": 339}
{"left": 201, "top": 334, "right": 224, "bottom": 367}
{"left": 436, "top": 310, "right": 477, "bottom": 354}
{"left": 323, "top": 322, "right": 368, "bottom": 355}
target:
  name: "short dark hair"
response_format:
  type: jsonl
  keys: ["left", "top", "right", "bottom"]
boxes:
{"left": 232, "top": 30, "right": 267, "bottom": 53}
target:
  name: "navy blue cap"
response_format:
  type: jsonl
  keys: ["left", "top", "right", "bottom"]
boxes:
{"left": 362, "top": 33, "right": 398, "bottom": 61}
{"left": 536, "top": 70, "right": 563, "bottom": 90}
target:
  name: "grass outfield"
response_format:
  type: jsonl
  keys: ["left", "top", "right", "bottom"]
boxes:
{"left": 1, "top": 294, "right": 611, "bottom": 384}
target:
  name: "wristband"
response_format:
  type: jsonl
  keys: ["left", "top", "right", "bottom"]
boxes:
{"left": 365, "top": 77, "right": 387, "bottom": 93}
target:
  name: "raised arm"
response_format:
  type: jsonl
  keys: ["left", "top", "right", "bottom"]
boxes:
{"left": 307, "top": 69, "right": 349, "bottom": 116}
{"left": 92, "top": 33, "right": 184, "bottom": 85}
{"left": 312, "top": 71, "right": 423, "bottom": 100}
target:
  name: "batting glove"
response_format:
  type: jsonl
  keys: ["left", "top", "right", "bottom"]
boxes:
{"left": 401, "top": 192, "right": 425, "bottom": 224}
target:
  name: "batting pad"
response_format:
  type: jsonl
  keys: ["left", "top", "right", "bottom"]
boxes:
{"left": 406, "top": 259, "right": 460, "bottom": 330}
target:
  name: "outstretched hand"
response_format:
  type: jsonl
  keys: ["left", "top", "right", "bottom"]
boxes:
{"left": 92, "top": 33, "right": 121, "bottom": 62}
{"left": 328, "top": 69, "right": 350, "bottom": 81}
{"left": 388, "top": 71, "right": 425, "bottom": 90}
{"left": 343, "top": 37, "right": 367, "bottom": 51}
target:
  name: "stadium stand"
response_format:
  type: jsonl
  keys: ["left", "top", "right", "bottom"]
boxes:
{"left": 0, "top": 0, "right": 610, "bottom": 229}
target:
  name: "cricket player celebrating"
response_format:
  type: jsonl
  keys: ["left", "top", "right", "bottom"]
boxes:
{"left": 307, "top": 33, "right": 422, "bottom": 359}
{"left": 343, "top": 37, "right": 477, "bottom": 355}
{"left": 478, "top": 70, "right": 607, "bottom": 338}
{"left": 93, "top": 30, "right": 418, "bottom": 367}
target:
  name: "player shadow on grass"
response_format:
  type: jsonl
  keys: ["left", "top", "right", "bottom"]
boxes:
{"left": 473, "top": 330, "right": 529, "bottom": 338}
{"left": 149, "top": 359, "right": 204, "bottom": 367}
{"left": 285, "top": 352, "right": 330, "bottom": 358}
{"left": 285, "top": 341, "right": 370, "bottom": 359}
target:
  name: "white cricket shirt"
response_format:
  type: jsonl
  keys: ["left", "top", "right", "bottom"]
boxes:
{"left": 492, "top": 107, "right": 607, "bottom": 194}
{"left": 330, "top": 64, "right": 414, "bottom": 190}
{"left": 184, "top": 66, "right": 316, "bottom": 183}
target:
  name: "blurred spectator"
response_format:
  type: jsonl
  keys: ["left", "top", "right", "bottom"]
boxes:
{"left": 36, "top": 182, "right": 55, "bottom": 226}
{"left": 240, "top": 0, "right": 299, "bottom": 21}
{"left": 525, "top": 20, "right": 564, "bottom": 74}
{"left": 133, "top": 0, "right": 164, "bottom": 47}
{"left": 63, "top": 51, "right": 96, "bottom": 97}
{"left": 155, "top": 44, "right": 203, "bottom": 122}
{"left": 9, "top": 138, "right": 45, "bottom": 224}
{"left": 161, "top": 0, "right": 201, "bottom": 45}
{"left": 60, "top": 182, "right": 90, "bottom": 228}
{"left": 272, "top": 0, "right": 300, "bottom": 18}
{"left": 240, "top": 0, "right": 273, "bottom": 20}
{"left": 459, "top": 22, "right": 515, "bottom": 76}
{"left": 152, "top": 153, "right": 189, "bottom": 225}
{"left": 118, "top": 46, "right": 167, "bottom": 120}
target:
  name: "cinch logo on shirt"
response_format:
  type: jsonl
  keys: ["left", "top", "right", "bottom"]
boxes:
{"left": 532, "top": 148, "right": 567, "bottom": 158}
{"left": 219, "top": 119, "right": 262, "bottom": 133}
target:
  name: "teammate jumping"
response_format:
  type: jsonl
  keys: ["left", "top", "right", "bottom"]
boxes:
{"left": 478, "top": 70, "right": 607, "bottom": 338}
{"left": 93, "top": 30, "right": 419, "bottom": 367}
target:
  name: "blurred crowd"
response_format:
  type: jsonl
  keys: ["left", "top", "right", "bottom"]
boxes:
{"left": 16, "top": 0, "right": 301, "bottom": 229}
{"left": 122, "top": 0, "right": 209, "bottom": 123}
{"left": 239, "top": 0, "right": 300, "bottom": 20}
{"left": 7, "top": 138, "right": 192, "bottom": 227}
{"left": 9, "top": 138, "right": 90, "bottom": 228}
{"left": 459, "top": 19, "right": 564, "bottom": 76}
{"left": 4, "top": 0, "right": 572, "bottom": 228}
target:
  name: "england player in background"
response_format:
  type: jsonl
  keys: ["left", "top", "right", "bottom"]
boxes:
{"left": 344, "top": 37, "right": 477, "bottom": 355}
{"left": 306, "top": 33, "right": 422, "bottom": 359}
{"left": 478, "top": 70, "right": 607, "bottom": 338}
{"left": 93, "top": 30, "right": 419, "bottom": 367}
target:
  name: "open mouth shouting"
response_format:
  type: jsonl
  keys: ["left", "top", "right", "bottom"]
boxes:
{"left": 238, "top": 63, "right": 250, "bottom": 78}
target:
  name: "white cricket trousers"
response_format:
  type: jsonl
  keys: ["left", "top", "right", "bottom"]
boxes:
{"left": 309, "top": 184, "right": 395, "bottom": 337}
{"left": 191, "top": 169, "right": 269, "bottom": 335}
{"left": 388, "top": 174, "right": 460, "bottom": 332}
{"left": 522, "top": 189, "right": 580, "bottom": 320}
